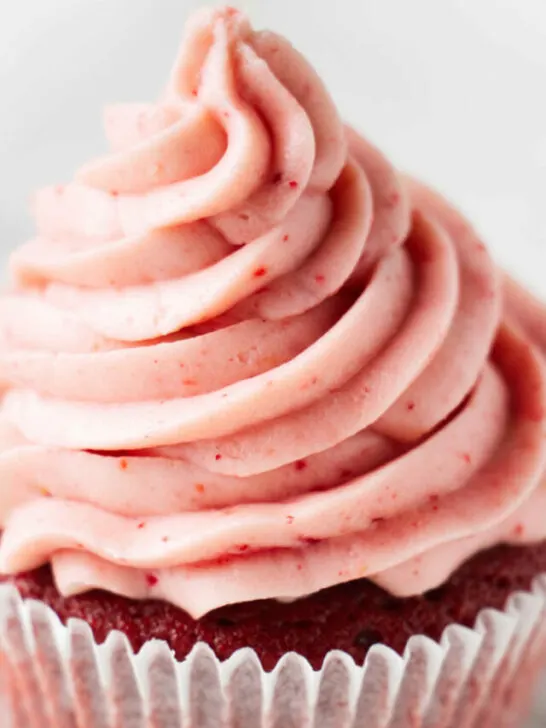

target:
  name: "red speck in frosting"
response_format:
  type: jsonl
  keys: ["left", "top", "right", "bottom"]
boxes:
{"left": 282, "top": 234, "right": 289, "bottom": 242}
{"left": 161, "top": 536, "right": 169, "bottom": 543}
{"left": 39, "top": 487, "right": 52, "bottom": 498}
{"left": 513, "top": 524, "right": 524, "bottom": 537}
{"left": 238, "top": 213, "right": 250, "bottom": 221}
{"left": 289, "top": 180, "right": 298, "bottom": 189}
{"left": 460, "top": 453, "right": 472, "bottom": 464}
{"left": 137, "top": 522, "right": 146, "bottom": 529}
{"left": 214, "top": 555, "right": 233, "bottom": 567}
{"left": 406, "top": 401, "right": 416, "bottom": 411}
{"left": 286, "top": 515, "right": 295, "bottom": 525}
{"left": 146, "top": 574, "right": 158, "bottom": 587}
{"left": 119, "top": 459, "right": 128, "bottom": 470}
{"left": 236, "top": 544, "right": 250, "bottom": 552}
{"left": 191, "top": 88, "right": 198, "bottom": 96}
{"left": 111, "top": 190, "right": 119, "bottom": 197}
{"left": 195, "top": 483, "right": 205, "bottom": 494}
{"left": 315, "top": 274, "right": 325, "bottom": 283}
{"left": 294, "top": 459, "right": 307, "bottom": 471}
{"left": 215, "top": 454, "right": 222, "bottom": 461}
{"left": 298, "top": 377, "right": 316, "bottom": 392}
{"left": 253, "top": 267, "right": 267, "bottom": 278}
{"left": 387, "top": 191, "right": 400, "bottom": 206}
{"left": 182, "top": 379, "right": 198, "bottom": 386}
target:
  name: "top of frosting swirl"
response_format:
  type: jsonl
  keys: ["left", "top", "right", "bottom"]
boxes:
{"left": 0, "top": 6, "right": 545, "bottom": 618}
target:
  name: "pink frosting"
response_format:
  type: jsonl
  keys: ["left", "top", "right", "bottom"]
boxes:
{"left": 1, "top": 6, "right": 546, "bottom": 618}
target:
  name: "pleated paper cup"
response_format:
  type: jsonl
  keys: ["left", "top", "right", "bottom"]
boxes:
{"left": 2, "top": 576, "right": 546, "bottom": 728}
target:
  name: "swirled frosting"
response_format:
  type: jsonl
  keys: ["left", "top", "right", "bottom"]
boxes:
{"left": 0, "top": 7, "right": 545, "bottom": 618}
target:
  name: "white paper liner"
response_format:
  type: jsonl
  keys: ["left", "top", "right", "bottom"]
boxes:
{"left": 2, "top": 576, "right": 546, "bottom": 728}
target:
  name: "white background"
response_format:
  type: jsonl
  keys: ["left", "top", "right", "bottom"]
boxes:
{"left": 0, "top": 1, "right": 545, "bottom": 723}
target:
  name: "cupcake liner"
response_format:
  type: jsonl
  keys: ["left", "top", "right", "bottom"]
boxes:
{"left": 2, "top": 577, "right": 546, "bottom": 728}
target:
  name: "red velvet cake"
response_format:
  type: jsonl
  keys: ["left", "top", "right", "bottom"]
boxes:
{"left": 3, "top": 541, "right": 546, "bottom": 671}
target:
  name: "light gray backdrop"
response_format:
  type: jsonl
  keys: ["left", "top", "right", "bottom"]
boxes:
{"left": 0, "top": 1, "right": 545, "bottom": 724}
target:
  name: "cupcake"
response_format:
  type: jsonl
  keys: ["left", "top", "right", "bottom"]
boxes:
{"left": 1, "top": 6, "right": 546, "bottom": 727}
